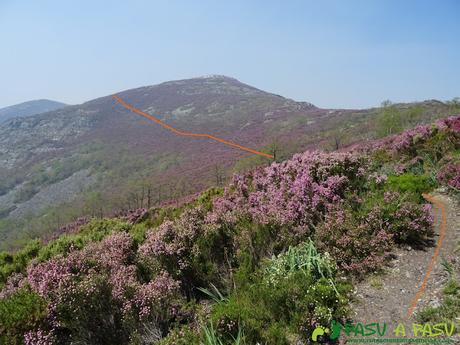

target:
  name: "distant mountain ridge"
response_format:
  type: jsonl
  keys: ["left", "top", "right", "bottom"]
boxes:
{"left": 0, "top": 99, "right": 67, "bottom": 123}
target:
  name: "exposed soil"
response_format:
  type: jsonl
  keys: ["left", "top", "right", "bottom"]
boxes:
{"left": 349, "top": 190, "right": 460, "bottom": 344}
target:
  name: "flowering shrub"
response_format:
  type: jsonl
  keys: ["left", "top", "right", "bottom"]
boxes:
{"left": 359, "top": 190, "right": 434, "bottom": 244}
{"left": 435, "top": 115, "right": 460, "bottom": 133}
{"left": 22, "top": 231, "right": 183, "bottom": 344}
{"left": 133, "top": 271, "right": 181, "bottom": 320}
{"left": 24, "top": 329, "right": 56, "bottom": 345}
{"left": 370, "top": 115, "right": 460, "bottom": 159}
{"left": 315, "top": 208, "right": 394, "bottom": 274}
{"left": 210, "top": 151, "right": 367, "bottom": 243}
{"left": 388, "top": 202, "right": 434, "bottom": 243}
{"left": 0, "top": 272, "right": 27, "bottom": 299}
{"left": 139, "top": 207, "right": 231, "bottom": 294}
{"left": 437, "top": 162, "right": 460, "bottom": 190}
{"left": 139, "top": 208, "right": 207, "bottom": 275}
{"left": 51, "top": 217, "right": 89, "bottom": 239}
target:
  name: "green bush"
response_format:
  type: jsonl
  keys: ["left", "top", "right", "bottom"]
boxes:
{"left": 386, "top": 173, "right": 434, "bottom": 196}
{"left": 206, "top": 241, "right": 350, "bottom": 344}
{"left": 0, "top": 240, "right": 41, "bottom": 287}
{"left": 0, "top": 288, "right": 47, "bottom": 345}
{"left": 210, "top": 271, "right": 349, "bottom": 344}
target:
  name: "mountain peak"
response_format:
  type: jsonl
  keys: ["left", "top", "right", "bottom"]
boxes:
{"left": 0, "top": 99, "right": 67, "bottom": 123}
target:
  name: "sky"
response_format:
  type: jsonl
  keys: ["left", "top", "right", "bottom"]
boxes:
{"left": 0, "top": 0, "right": 459, "bottom": 109}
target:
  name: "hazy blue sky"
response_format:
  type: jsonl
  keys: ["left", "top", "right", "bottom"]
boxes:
{"left": 1, "top": 0, "right": 459, "bottom": 109}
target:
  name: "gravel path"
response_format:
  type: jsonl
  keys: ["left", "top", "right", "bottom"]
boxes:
{"left": 349, "top": 190, "right": 460, "bottom": 343}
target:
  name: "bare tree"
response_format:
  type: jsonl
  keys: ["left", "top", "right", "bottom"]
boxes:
{"left": 214, "top": 164, "right": 225, "bottom": 186}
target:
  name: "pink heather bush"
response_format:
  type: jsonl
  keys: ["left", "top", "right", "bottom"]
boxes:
{"left": 435, "top": 114, "right": 460, "bottom": 133}
{"left": 0, "top": 272, "right": 27, "bottom": 299}
{"left": 51, "top": 217, "right": 89, "bottom": 239}
{"left": 24, "top": 230, "right": 182, "bottom": 342}
{"left": 209, "top": 151, "right": 367, "bottom": 240}
{"left": 390, "top": 202, "right": 434, "bottom": 242}
{"left": 139, "top": 207, "right": 207, "bottom": 273}
{"left": 316, "top": 190, "right": 433, "bottom": 274}
{"left": 133, "top": 271, "right": 180, "bottom": 319}
{"left": 26, "top": 231, "right": 136, "bottom": 301}
{"left": 138, "top": 206, "right": 229, "bottom": 293}
{"left": 24, "top": 329, "right": 56, "bottom": 345}
{"left": 316, "top": 208, "right": 394, "bottom": 274}
{"left": 371, "top": 114, "right": 460, "bottom": 155}
{"left": 437, "top": 163, "right": 460, "bottom": 190}
{"left": 27, "top": 249, "right": 88, "bottom": 299}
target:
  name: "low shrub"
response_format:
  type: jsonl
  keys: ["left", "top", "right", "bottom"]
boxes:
{"left": 357, "top": 190, "right": 434, "bottom": 244}
{"left": 208, "top": 241, "right": 350, "bottom": 344}
{"left": 210, "top": 270, "right": 350, "bottom": 344}
{"left": 386, "top": 173, "right": 435, "bottom": 196}
{"left": 139, "top": 207, "right": 232, "bottom": 295}
{"left": 0, "top": 288, "right": 47, "bottom": 345}
{"left": 0, "top": 240, "right": 41, "bottom": 288}
{"left": 315, "top": 208, "right": 394, "bottom": 275}
{"left": 437, "top": 162, "right": 460, "bottom": 190}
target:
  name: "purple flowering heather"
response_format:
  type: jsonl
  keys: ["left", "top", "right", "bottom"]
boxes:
{"left": 210, "top": 151, "right": 366, "bottom": 236}
{"left": 438, "top": 163, "right": 460, "bottom": 190}
{"left": 133, "top": 271, "right": 180, "bottom": 319}
{"left": 0, "top": 272, "right": 27, "bottom": 299}
{"left": 370, "top": 114, "right": 460, "bottom": 154}
{"left": 139, "top": 207, "right": 207, "bottom": 272}
{"left": 24, "top": 329, "right": 56, "bottom": 345}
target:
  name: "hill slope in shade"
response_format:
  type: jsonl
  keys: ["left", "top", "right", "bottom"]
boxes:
{"left": 0, "top": 75, "right": 458, "bottom": 248}
{"left": 0, "top": 99, "right": 68, "bottom": 123}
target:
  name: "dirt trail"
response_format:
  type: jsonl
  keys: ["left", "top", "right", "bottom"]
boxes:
{"left": 350, "top": 190, "right": 460, "bottom": 341}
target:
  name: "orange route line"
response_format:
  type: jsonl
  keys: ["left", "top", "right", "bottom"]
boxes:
{"left": 406, "top": 193, "right": 447, "bottom": 319}
{"left": 112, "top": 95, "right": 274, "bottom": 159}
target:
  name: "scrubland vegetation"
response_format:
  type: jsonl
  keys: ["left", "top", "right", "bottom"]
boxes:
{"left": 1, "top": 97, "right": 459, "bottom": 252}
{"left": 0, "top": 114, "right": 459, "bottom": 344}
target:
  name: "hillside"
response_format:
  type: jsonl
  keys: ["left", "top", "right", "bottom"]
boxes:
{"left": 0, "top": 100, "right": 67, "bottom": 123}
{"left": 0, "top": 76, "right": 459, "bottom": 249}
{"left": 0, "top": 114, "right": 459, "bottom": 344}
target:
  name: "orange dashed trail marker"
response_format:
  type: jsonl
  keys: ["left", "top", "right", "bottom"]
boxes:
{"left": 406, "top": 193, "right": 447, "bottom": 319}
{"left": 112, "top": 95, "right": 274, "bottom": 159}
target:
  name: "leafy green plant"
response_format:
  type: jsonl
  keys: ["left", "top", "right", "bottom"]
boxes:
{"left": 202, "top": 322, "right": 244, "bottom": 345}
{"left": 386, "top": 173, "right": 434, "bottom": 196}
{"left": 440, "top": 257, "right": 454, "bottom": 277}
{"left": 0, "top": 288, "right": 47, "bottom": 345}
{"left": 264, "top": 239, "right": 336, "bottom": 287}
{"left": 198, "top": 284, "right": 229, "bottom": 304}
